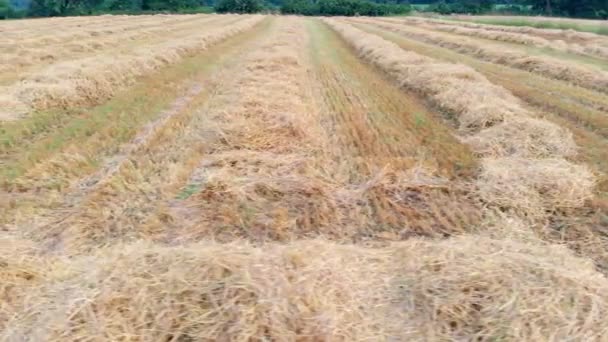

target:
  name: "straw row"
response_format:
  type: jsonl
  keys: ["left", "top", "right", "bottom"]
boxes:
{"left": 350, "top": 18, "right": 608, "bottom": 95}
{"left": 381, "top": 16, "right": 608, "bottom": 60}
{"left": 0, "top": 15, "right": 265, "bottom": 121}
{"left": 2, "top": 235, "right": 608, "bottom": 340}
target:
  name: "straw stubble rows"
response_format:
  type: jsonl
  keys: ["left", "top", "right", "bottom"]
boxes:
{"left": 2, "top": 15, "right": 608, "bottom": 340}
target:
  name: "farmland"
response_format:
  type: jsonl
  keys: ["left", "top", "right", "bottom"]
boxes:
{"left": 443, "top": 14, "right": 608, "bottom": 35}
{"left": 1, "top": 14, "right": 608, "bottom": 340}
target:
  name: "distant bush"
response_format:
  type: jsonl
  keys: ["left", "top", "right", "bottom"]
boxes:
{"left": 26, "top": 0, "right": 211, "bottom": 17}
{"left": 101, "top": 0, "right": 145, "bottom": 11}
{"left": 492, "top": 4, "right": 534, "bottom": 15}
{"left": 427, "top": 0, "right": 494, "bottom": 14}
{"left": 281, "top": 0, "right": 411, "bottom": 16}
{"left": 0, "top": 0, "right": 10, "bottom": 18}
{"left": 215, "top": 0, "right": 263, "bottom": 13}
{"left": 0, "top": 0, "right": 27, "bottom": 18}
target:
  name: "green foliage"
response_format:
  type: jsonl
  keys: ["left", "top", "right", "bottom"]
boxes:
{"left": 215, "top": 0, "right": 263, "bottom": 13}
{"left": 28, "top": 0, "right": 103, "bottom": 16}
{"left": 101, "top": 0, "right": 143, "bottom": 11}
{"left": 421, "top": 0, "right": 608, "bottom": 18}
{"left": 144, "top": 0, "right": 199, "bottom": 10}
{"left": 10, "top": 0, "right": 608, "bottom": 19}
{"left": 427, "top": 0, "right": 494, "bottom": 14}
{"left": 492, "top": 4, "right": 533, "bottom": 15}
{"left": 0, "top": 0, "right": 10, "bottom": 18}
{"left": 27, "top": 0, "right": 208, "bottom": 16}
{"left": 524, "top": 0, "right": 608, "bottom": 18}
{"left": 281, "top": 0, "right": 411, "bottom": 16}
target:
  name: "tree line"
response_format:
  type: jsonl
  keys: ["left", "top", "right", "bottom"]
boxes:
{"left": 1, "top": 0, "right": 607, "bottom": 19}
{"left": 526, "top": 0, "right": 608, "bottom": 18}
{"left": 419, "top": 0, "right": 607, "bottom": 18}
{"left": 1, "top": 0, "right": 214, "bottom": 18}
{"left": 0, "top": 0, "right": 411, "bottom": 17}
{"left": 280, "top": 0, "right": 411, "bottom": 16}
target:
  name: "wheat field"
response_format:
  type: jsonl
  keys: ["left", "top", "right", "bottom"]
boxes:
{"left": 1, "top": 14, "right": 608, "bottom": 340}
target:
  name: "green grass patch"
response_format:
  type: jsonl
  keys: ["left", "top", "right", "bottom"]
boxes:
{"left": 176, "top": 183, "right": 201, "bottom": 200}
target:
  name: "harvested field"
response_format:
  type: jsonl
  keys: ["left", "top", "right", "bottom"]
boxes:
{"left": 349, "top": 17, "right": 608, "bottom": 94}
{"left": 0, "top": 14, "right": 264, "bottom": 121}
{"left": 379, "top": 17, "right": 608, "bottom": 61}
{"left": 1, "top": 14, "right": 608, "bottom": 340}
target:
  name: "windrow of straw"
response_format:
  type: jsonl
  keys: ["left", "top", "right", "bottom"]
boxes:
{"left": 0, "top": 15, "right": 265, "bottom": 121}
{"left": 2, "top": 14, "right": 204, "bottom": 45}
{"left": 2, "top": 237, "right": 608, "bottom": 340}
{"left": 0, "top": 14, "right": 154, "bottom": 38}
{"left": 0, "top": 15, "right": 231, "bottom": 75}
{"left": 446, "top": 14, "right": 608, "bottom": 43}
{"left": 9, "top": 19, "right": 290, "bottom": 253}
{"left": 380, "top": 16, "right": 608, "bottom": 60}
{"left": 324, "top": 18, "right": 594, "bottom": 224}
{"left": 349, "top": 18, "right": 608, "bottom": 95}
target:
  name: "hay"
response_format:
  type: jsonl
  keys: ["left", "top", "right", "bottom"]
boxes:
{"left": 439, "top": 15, "right": 608, "bottom": 46}
{"left": 477, "top": 158, "right": 595, "bottom": 219}
{"left": 176, "top": 166, "right": 480, "bottom": 242}
{"left": 380, "top": 17, "right": 608, "bottom": 60}
{"left": 386, "top": 235, "right": 608, "bottom": 340}
{"left": 156, "top": 19, "right": 481, "bottom": 245}
{"left": 323, "top": 18, "right": 530, "bottom": 133}
{"left": 464, "top": 117, "right": 578, "bottom": 158}
{"left": 0, "top": 90, "right": 29, "bottom": 121}
{"left": 0, "top": 236, "right": 48, "bottom": 331}
{"left": 2, "top": 240, "right": 385, "bottom": 340}
{"left": 0, "top": 14, "right": 220, "bottom": 73}
{"left": 1, "top": 15, "right": 265, "bottom": 121}
{"left": 3, "top": 236, "right": 608, "bottom": 340}
{"left": 352, "top": 18, "right": 608, "bottom": 94}
{"left": 325, "top": 18, "right": 595, "bottom": 225}
{"left": 2, "top": 17, "right": 606, "bottom": 341}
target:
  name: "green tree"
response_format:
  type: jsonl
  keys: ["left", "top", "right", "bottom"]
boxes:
{"left": 28, "top": 0, "right": 104, "bottom": 16}
{"left": 281, "top": 0, "right": 317, "bottom": 14}
{"left": 101, "top": 0, "right": 143, "bottom": 11}
{"left": 0, "top": 0, "right": 10, "bottom": 18}
{"left": 143, "top": 0, "right": 199, "bottom": 10}
{"left": 281, "top": 0, "right": 410, "bottom": 16}
{"left": 215, "top": 0, "right": 262, "bottom": 13}
{"left": 428, "top": 0, "right": 494, "bottom": 14}
{"left": 525, "top": 0, "right": 608, "bottom": 17}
